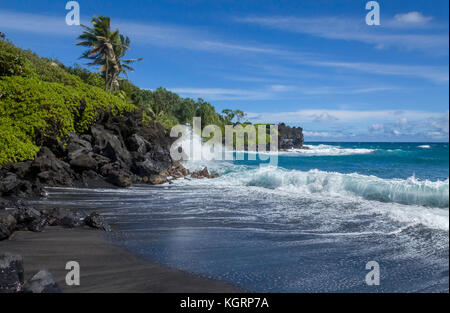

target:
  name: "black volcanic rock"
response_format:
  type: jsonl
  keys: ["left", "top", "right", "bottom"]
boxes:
{"left": 70, "top": 154, "right": 97, "bottom": 171}
{"left": 0, "top": 253, "right": 24, "bottom": 293}
{"left": 0, "top": 111, "right": 178, "bottom": 197}
{"left": 0, "top": 222, "right": 11, "bottom": 241}
{"left": 126, "top": 134, "right": 149, "bottom": 154}
{"left": 91, "top": 125, "right": 132, "bottom": 167}
{"left": 0, "top": 215, "right": 16, "bottom": 241}
{"left": 23, "top": 270, "right": 62, "bottom": 293}
{"left": 106, "top": 170, "right": 133, "bottom": 188}
{"left": 13, "top": 207, "right": 47, "bottom": 232}
{"left": 66, "top": 133, "right": 93, "bottom": 161}
{"left": 42, "top": 208, "right": 82, "bottom": 228}
{"left": 31, "top": 147, "right": 75, "bottom": 187}
{"left": 278, "top": 123, "right": 304, "bottom": 150}
{"left": 84, "top": 212, "right": 111, "bottom": 232}
{"left": 0, "top": 173, "right": 21, "bottom": 195}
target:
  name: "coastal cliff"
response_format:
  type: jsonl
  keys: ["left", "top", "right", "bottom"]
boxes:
{"left": 278, "top": 123, "right": 305, "bottom": 150}
{"left": 0, "top": 110, "right": 180, "bottom": 199}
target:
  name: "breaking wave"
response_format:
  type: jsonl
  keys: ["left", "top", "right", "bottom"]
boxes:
{"left": 285, "top": 144, "right": 374, "bottom": 156}
{"left": 244, "top": 167, "right": 449, "bottom": 208}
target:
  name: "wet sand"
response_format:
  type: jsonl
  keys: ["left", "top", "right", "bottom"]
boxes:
{"left": 1, "top": 227, "right": 240, "bottom": 293}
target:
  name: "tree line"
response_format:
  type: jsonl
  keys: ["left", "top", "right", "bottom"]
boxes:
{"left": 76, "top": 15, "right": 247, "bottom": 129}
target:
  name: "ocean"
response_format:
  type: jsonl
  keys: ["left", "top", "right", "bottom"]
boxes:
{"left": 32, "top": 142, "right": 449, "bottom": 292}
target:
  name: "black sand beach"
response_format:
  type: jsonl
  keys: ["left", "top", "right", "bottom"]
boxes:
{"left": 1, "top": 226, "right": 240, "bottom": 293}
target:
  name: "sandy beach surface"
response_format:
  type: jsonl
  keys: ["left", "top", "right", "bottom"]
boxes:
{"left": 1, "top": 226, "right": 240, "bottom": 293}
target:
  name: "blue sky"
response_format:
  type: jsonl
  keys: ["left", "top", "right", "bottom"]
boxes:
{"left": 0, "top": 0, "right": 448, "bottom": 142}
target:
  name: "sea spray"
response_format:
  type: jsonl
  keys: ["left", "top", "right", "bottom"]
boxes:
{"left": 244, "top": 168, "right": 449, "bottom": 208}
{"left": 286, "top": 144, "right": 375, "bottom": 156}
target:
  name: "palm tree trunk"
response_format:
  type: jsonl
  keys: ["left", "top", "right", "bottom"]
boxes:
{"left": 104, "top": 58, "right": 109, "bottom": 92}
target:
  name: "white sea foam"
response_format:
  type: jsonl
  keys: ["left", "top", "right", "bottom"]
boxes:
{"left": 173, "top": 128, "right": 448, "bottom": 230}
{"left": 176, "top": 164, "right": 449, "bottom": 230}
{"left": 418, "top": 145, "right": 431, "bottom": 149}
{"left": 235, "top": 167, "right": 449, "bottom": 208}
{"left": 284, "top": 144, "right": 374, "bottom": 156}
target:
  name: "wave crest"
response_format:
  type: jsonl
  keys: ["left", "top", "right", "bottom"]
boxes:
{"left": 246, "top": 168, "right": 449, "bottom": 208}
{"left": 286, "top": 144, "right": 374, "bottom": 156}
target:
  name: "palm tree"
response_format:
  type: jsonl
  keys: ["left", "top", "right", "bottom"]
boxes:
{"left": 109, "top": 35, "right": 142, "bottom": 91}
{"left": 77, "top": 16, "right": 141, "bottom": 92}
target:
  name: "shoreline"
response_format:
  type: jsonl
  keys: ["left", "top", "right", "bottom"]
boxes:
{"left": 1, "top": 226, "right": 241, "bottom": 293}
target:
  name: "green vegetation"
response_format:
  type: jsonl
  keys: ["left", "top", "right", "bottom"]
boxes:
{"left": 0, "top": 15, "right": 251, "bottom": 166}
{"left": 77, "top": 16, "right": 142, "bottom": 92}
{"left": 0, "top": 39, "right": 135, "bottom": 165}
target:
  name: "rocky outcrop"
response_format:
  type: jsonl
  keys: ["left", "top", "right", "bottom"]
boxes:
{"left": 0, "top": 111, "right": 182, "bottom": 198}
{"left": 22, "top": 270, "right": 62, "bottom": 293}
{"left": 148, "top": 175, "right": 168, "bottom": 185}
{"left": 0, "top": 205, "right": 111, "bottom": 241}
{"left": 32, "top": 147, "right": 76, "bottom": 187}
{"left": 278, "top": 123, "right": 304, "bottom": 150}
{"left": 84, "top": 212, "right": 111, "bottom": 232}
{"left": 13, "top": 207, "right": 46, "bottom": 232}
{"left": 191, "top": 167, "right": 219, "bottom": 179}
{"left": 0, "top": 253, "right": 24, "bottom": 293}
{"left": 0, "top": 110, "right": 225, "bottom": 204}
{"left": 0, "top": 222, "right": 11, "bottom": 241}
{"left": 168, "top": 162, "right": 190, "bottom": 178}
{"left": 0, "top": 253, "right": 61, "bottom": 293}
{"left": 91, "top": 125, "right": 133, "bottom": 167}
{"left": 42, "top": 208, "right": 83, "bottom": 228}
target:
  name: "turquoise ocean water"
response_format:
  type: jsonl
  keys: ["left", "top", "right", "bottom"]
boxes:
{"left": 34, "top": 142, "right": 449, "bottom": 292}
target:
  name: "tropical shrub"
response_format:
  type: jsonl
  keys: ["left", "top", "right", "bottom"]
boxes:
{"left": 0, "top": 76, "right": 135, "bottom": 165}
{"left": 0, "top": 41, "right": 34, "bottom": 77}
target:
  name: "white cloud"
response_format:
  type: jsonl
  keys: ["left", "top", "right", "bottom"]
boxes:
{"left": 236, "top": 16, "right": 448, "bottom": 54}
{"left": 170, "top": 84, "right": 399, "bottom": 101}
{"left": 170, "top": 87, "right": 272, "bottom": 101}
{"left": 366, "top": 110, "right": 449, "bottom": 140}
{"left": 0, "top": 10, "right": 284, "bottom": 57}
{"left": 270, "top": 85, "right": 295, "bottom": 92}
{"left": 370, "top": 123, "right": 384, "bottom": 132}
{"left": 396, "top": 117, "right": 409, "bottom": 127}
{"left": 247, "top": 109, "right": 449, "bottom": 141}
{"left": 276, "top": 85, "right": 401, "bottom": 95}
{"left": 393, "top": 12, "right": 433, "bottom": 26}
{"left": 1, "top": 10, "right": 447, "bottom": 84}
{"left": 303, "top": 131, "right": 344, "bottom": 138}
{"left": 247, "top": 109, "right": 443, "bottom": 124}
{"left": 0, "top": 10, "right": 79, "bottom": 36}
{"left": 311, "top": 112, "right": 339, "bottom": 123}
{"left": 250, "top": 60, "right": 448, "bottom": 85}
{"left": 307, "top": 61, "right": 449, "bottom": 84}
{"left": 429, "top": 111, "right": 449, "bottom": 134}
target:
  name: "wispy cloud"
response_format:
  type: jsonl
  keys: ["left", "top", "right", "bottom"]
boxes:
{"left": 428, "top": 110, "right": 449, "bottom": 134}
{"left": 303, "top": 131, "right": 345, "bottom": 138}
{"left": 170, "top": 87, "right": 272, "bottom": 101}
{"left": 247, "top": 61, "right": 448, "bottom": 85}
{"left": 248, "top": 109, "right": 449, "bottom": 141}
{"left": 368, "top": 111, "right": 449, "bottom": 140}
{"left": 311, "top": 112, "right": 339, "bottom": 123}
{"left": 246, "top": 109, "right": 443, "bottom": 124}
{"left": 308, "top": 61, "right": 449, "bottom": 83}
{"left": 235, "top": 15, "right": 449, "bottom": 54}
{"left": 390, "top": 12, "right": 433, "bottom": 27}
{"left": 0, "top": 10, "right": 284, "bottom": 56}
{"left": 0, "top": 10, "right": 79, "bottom": 36}
{"left": 170, "top": 84, "right": 399, "bottom": 101}
{"left": 1, "top": 10, "right": 447, "bottom": 85}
